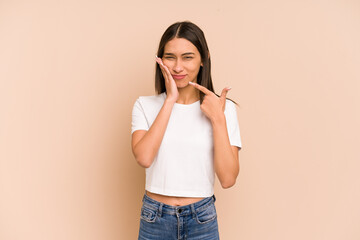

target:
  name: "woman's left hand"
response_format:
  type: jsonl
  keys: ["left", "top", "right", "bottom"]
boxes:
{"left": 188, "top": 82, "right": 231, "bottom": 123}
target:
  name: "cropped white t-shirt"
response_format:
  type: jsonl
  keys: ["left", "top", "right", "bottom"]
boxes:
{"left": 131, "top": 92, "right": 242, "bottom": 197}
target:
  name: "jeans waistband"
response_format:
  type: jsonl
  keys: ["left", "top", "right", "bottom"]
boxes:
{"left": 142, "top": 192, "right": 216, "bottom": 216}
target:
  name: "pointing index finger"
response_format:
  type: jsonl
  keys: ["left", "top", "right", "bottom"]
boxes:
{"left": 188, "top": 82, "right": 212, "bottom": 95}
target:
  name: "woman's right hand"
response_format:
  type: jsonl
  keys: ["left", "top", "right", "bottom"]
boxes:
{"left": 156, "top": 55, "right": 179, "bottom": 103}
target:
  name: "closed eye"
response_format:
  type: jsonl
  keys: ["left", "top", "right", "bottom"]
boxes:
{"left": 164, "top": 56, "right": 193, "bottom": 60}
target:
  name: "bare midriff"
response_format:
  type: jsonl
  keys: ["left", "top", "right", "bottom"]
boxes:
{"left": 146, "top": 190, "right": 205, "bottom": 206}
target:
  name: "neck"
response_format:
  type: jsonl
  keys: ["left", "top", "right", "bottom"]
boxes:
{"left": 176, "top": 84, "right": 200, "bottom": 104}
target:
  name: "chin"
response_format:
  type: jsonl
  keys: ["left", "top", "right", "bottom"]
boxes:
{"left": 176, "top": 82, "right": 189, "bottom": 89}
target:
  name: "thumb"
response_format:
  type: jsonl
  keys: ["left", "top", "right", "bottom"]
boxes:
{"left": 220, "top": 87, "right": 231, "bottom": 102}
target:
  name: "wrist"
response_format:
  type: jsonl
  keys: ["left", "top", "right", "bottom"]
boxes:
{"left": 164, "top": 97, "right": 177, "bottom": 105}
{"left": 211, "top": 112, "right": 226, "bottom": 125}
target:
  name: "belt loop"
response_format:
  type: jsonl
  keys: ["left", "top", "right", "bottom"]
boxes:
{"left": 158, "top": 203, "right": 163, "bottom": 217}
{"left": 190, "top": 204, "right": 196, "bottom": 219}
{"left": 142, "top": 193, "right": 146, "bottom": 202}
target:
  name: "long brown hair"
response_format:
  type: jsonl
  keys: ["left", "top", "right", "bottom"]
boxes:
{"left": 155, "top": 21, "right": 237, "bottom": 105}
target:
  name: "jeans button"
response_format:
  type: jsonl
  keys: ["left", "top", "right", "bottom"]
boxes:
{"left": 178, "top": 209, "right": 183, "bottom": 213}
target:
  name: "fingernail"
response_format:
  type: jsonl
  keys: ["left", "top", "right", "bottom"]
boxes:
{"left": 227, "top": 87, "right": 232, "bottom": 90}
{"left": 188, "top": 81, "right": 195, "bottom": 85}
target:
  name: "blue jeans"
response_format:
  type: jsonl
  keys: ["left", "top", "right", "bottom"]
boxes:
{"left": 138, "top": 193, "right": 220, "bottom": 240}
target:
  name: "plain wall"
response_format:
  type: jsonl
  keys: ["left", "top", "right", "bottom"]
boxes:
{"left": 1, "top": 0, "right": 359, "bottom": 239}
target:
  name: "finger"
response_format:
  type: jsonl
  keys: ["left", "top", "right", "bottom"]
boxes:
{"left": 220, "top": 87, "right": 231, "bottom": 99}
{"left": 161, "top": 61, "right": 172, "bottom": 76}
{"left": 156, "top": 57, "right": 172, "bottom": 80}
{"left": 157, "top": 63, "right": 167, "bottom": 81}
{"left": 156, "top": 58, "right": 169, "bottom": 82}
{"left": 188, "top": 82, "right": 213, "bottom": 95}
{"left": 220, "top": 87, "right": 231, "bottom": 104}
{"left": 161, "top": 68, "right": 168, "bottom": 82}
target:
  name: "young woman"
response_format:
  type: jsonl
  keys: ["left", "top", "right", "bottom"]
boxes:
{"left": 131, "top": 21, "right": 242, "bottom": 240}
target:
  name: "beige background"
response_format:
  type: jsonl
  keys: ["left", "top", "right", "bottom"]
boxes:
{"left": 1, "top": 0, "right": 359, "bottom": 239}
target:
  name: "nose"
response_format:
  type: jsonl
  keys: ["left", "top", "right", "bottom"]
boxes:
{"left": 173, "top": 60, "right": 183, "bottom": 73}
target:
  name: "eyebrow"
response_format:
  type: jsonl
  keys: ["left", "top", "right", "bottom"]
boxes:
{"left": 163, "top": 52, "right": 195, "bottom": 56}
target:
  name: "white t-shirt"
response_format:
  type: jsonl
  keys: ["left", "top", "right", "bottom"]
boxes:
{"left": 131, "top": 92, "right": 242, "bottom": 197}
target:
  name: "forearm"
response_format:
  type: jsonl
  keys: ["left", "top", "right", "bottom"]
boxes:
{"left": 212, "top": 114, "right": 239, "bottom": 188}
{"left": 133, "top": 99, "right": 175, "bottom": 168}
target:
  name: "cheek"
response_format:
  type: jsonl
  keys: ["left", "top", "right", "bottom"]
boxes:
{"left": 190, "top": 67, "right": 201, "bottom": 78}
{"left": 162, "top": 59, "right": 173, "bottom": 68}
{"left": 187, "top": 63, "right": 201, "bottom": 73}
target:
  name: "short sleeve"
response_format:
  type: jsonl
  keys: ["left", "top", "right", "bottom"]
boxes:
{"left": 224, "top": 100, "right": 242, "bottom": 151}
{"left": 131, "top": 98, "right": 149, "bottom": 134}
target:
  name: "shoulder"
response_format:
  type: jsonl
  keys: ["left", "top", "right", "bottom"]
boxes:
{"left": 134, "top": 93, "right": 166, "bottom": 114}
{"left": 224, "top": 99, "right": 237, "bottom": 113}
{"left": 136, "top": 92, "right": 166, "bottom": 106}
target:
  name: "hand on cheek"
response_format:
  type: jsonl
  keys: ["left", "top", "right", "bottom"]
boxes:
{"left": 156, "top": 55, "right": 179, "bottom": 102}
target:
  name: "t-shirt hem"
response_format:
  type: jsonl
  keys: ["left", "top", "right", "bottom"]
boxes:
{"left": 131, "top": 128, "right": 149, "bottom": 134}
{"left": 145, "top": 185, "right": 214, "bottom": 198}
{"left": 231, "top": 143, "right": 242, "bottom": 151}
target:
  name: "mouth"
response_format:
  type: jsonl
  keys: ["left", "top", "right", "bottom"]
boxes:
{"left": 172, "top": 74, "right": 186, "bottom": 80}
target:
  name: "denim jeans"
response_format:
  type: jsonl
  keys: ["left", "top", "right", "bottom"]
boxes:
{"left": 138, "top": 192, "right": 220, "bottom": 240}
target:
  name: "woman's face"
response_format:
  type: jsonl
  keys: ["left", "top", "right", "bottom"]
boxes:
{"left": 162, "top": 37, "right": 203, "bottom": 88}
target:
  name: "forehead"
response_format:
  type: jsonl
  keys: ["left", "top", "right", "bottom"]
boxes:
{"left": 164, "top": 38, "right": 199, "bottom": 55}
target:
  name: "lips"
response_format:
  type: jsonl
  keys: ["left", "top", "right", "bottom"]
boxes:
{"left": 172, "top": 74, "right": 186, "bottom": 80}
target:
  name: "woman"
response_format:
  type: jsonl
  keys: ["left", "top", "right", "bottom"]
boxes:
{"left": 131, "top": 21, "right": 242, "bottom": 240}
